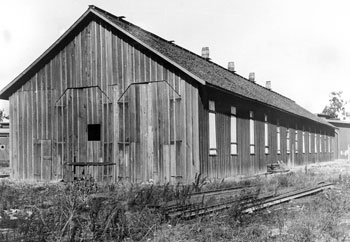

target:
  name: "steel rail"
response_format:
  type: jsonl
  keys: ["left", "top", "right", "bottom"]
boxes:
{"left": 166, "top": 182, "right": 334, "bottom": 219}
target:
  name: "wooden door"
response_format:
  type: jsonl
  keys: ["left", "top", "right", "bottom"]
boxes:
{"left": 118, "top": 81, "right": 181, "bottom": 183}
{"left": 34, "top": 139, "right": 52, "bottom": 180}
{"left": 56, "top": 86, "right": 113, "bottom": 181}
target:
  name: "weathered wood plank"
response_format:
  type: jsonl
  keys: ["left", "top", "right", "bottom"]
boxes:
{"left": 139, "top": 84, "right": 147, "bottom": 181}
{"left": 192, "top": 87, "right": 200, "bottom": 178}
{"left": 22, "top": 91, "right": 28, "bottom": 179}
{"left": 27, "top": 89, "right": 33, "bottom": 179}
{"left": 41, "top": 140, "right": 52, "bottom": 181}
{"left": 147, "top": 83, "right": 154, "bottom": 181}
{"left": 180, "top": 79, "right": 187, "bottom": 182}
{"left": 113, "top": 85, "right": 119, "bottom": 182}
{"left": 152, "top": 80, "right": 159, "bottom": 181}
{"left": 186, "top": 82, "right": 192, "bottom": 182}
{"left": 9, "top": 95, "right": 13, "bottom": 178}
{"left": 18, "top": 91, "right": 24, "bottom": 179}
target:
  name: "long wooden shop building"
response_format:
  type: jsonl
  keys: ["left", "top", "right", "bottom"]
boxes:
{"left": 0, "top": 6, "right": 336, "bottom": 183}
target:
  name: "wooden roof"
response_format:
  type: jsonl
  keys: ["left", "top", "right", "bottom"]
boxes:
{"left": 0, "top": 5, "right": 333, "bottom": 128}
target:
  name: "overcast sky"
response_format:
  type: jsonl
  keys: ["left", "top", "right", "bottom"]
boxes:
{"left": 1, "top": 0, "right": 350, "bottom": 114}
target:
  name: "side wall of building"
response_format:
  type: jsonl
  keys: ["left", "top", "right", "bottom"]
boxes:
{"left": 330, "top": 123, "right": 350, "bottom": 159}
{"left": 198, "top": 86, "right": 335, "bottom": 179}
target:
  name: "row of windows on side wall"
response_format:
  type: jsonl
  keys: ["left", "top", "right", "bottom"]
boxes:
{"left": 208, "top": 100, "right": 333, "bottom": 156}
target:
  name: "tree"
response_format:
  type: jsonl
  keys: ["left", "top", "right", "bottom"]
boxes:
{"left": 322, "top": 91, "right": 347, "bottom": 119}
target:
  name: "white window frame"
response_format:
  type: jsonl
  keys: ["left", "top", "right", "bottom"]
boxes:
{"left": 319, "top": 134, "right": 322, "bottom": 153}
{"left": 302, "top": 131, "right": 305, "bottom": 154}
{"left": 315, "top": 132, "right": 318, "bottom": 153}
{"left": 264, "top": 114, "right": 269, "bottom": 154}
{"left": 295, "top": 130, "right": 298, "bottom": 153}
{"left": 277, "top": 126, "right": 281, "bottom": 154}
{"left": 209, "top": 101, "right": 217, "bottom": 155}
{"left": 309, "top": 131, "right": 312, "bottom": 154}
{"left": 230, "top": 106, "right": 238, "bottom": 155}
{"left": 249, "top": 111, "right": 255, "bottom": 154}
{"left": 286, "top": 128, "right": 290, "bottom": 154}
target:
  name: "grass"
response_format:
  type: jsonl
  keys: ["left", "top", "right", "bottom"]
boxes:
{"left": 0, "top": 167, "right": 349, "bottom": 241}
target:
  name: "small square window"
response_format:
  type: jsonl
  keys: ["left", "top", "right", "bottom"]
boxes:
{"left": 88, "top": 124, "right": 101, "bottom": 141}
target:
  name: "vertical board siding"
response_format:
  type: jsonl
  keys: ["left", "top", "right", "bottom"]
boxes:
{"left": 198, "top": 86, "right": 336, "bottom": 180}
{"left": 116, "top": 80, "right": 198, "bottom": 184}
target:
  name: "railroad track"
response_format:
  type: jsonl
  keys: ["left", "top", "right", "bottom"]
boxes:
{"left": 165, "top": 182, "right": 334, "bottom": 219}
{"left": 163, "top": 184, "right": 257, "bottom": 209}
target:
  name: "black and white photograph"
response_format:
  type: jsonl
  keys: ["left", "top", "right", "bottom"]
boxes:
{"left": 1, "top": 0, "right": 350, "bottom": 241}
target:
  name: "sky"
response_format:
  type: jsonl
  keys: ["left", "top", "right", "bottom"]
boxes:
{"left": 1, "top": 0, "right": 350, "bottom": 115}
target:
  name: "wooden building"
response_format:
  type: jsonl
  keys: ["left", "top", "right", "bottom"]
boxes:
{"left": 0, "top": 6, "right": 336, "bottom": 183}
{"left": 319, "top": 117, "right": 349, "bottom": 160}
{"left": 0, "top": 122, "right": 10, "bottom": 167}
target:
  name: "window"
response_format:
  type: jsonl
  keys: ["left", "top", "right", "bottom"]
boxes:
{"left": 295, "top": 130, "right": 298, "bottom": 153}
{"left": 209, "top": 101, "right": 217, "bottom": 155}
{"left": 319, "top": 134, "right": 322, "bottom": 153}
{"left": 264, "top": 115, "right": 269, "bottom": 154}
{"left": 302, "top": 131, "right": 305, "bottom": 154}
{"left": 309, "top": 131, "right": 312, "bottom": 153}
{"left": 315, "top": 132, "right": 318, "bottom": 153}
{"left": 328, "top": 136, "right": 331, "bottom": 153}
{"left": 230, "top": 106, "right": 238, "bottom": 155}
{"left": 88, "top": 124, "right": 101, "bottom": 141}
{"left": 249, "top": 111, "right": 255, "bottom": 154}
{"left": 324, "top": 135, "right": 327, "bottom": 153}
{"left": 277, "top": 126, "right": 281, "bottom": 154}
{"left": 286, "top": 128, "right": 290, "bottom": 154}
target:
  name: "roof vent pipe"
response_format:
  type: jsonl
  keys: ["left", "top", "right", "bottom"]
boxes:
{"left": 201, "top": 47, "right": 210, "bottom": 60}
{"left": 228, "top": 62, "right": 235, "bottom": 72}
{"left": 265, "top": 81, "right": 271, "bottom": 90}
{"left": 249, "top": 72, "right": 255, "bottom": 82}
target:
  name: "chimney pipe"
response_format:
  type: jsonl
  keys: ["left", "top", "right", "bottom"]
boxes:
{"left": 265, "top": 81, "right": 271, "bottom": 90}
{"left": 228, "top": 62, "right": 235, "bottom": 72}
{"left": 249, "top": 72, "right": 255, "bottom": 82}
{"left": 201, "top": 47, "right": 210, "bottom": 60}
